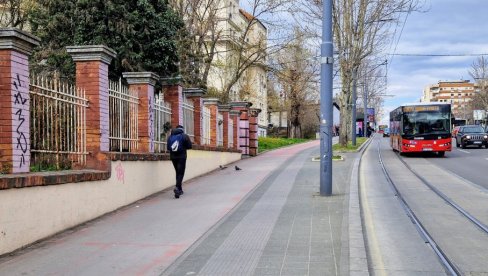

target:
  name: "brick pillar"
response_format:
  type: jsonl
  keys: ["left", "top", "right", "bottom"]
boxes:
{"left": 67, "top": 45, "right": 116, "bottom": 170}
{"left": 249, "top": 108, "right": 262, "bottom": 156}
{"left": 0, "top": 28, "right": 39, "bottom": 174}
{"left": 204, "top": 98, "right": 220, "bottom": 148}
{"left": 184, "top": 88, "right": 206, "bottom": 146}
{"left": 123, "top": 72, "right": 159, "bottom": 153}
{"left": 219, "top": 105, "right": 231, "bottom": 148}
{"left": 229, "top": 110, "right": 241, "bottom": 151}
{"left": 162, "top": 77, "right": 183, "bottom": 127}
{"left": 231, "top": 102, "right": 252, "bottom": 155}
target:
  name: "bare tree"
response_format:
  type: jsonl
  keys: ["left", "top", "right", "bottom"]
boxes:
{"left": 171, "top": 0, "right": 293, "bottom": 103}
{"left": 468, "top": 56, "right": 488, "bottom": 111}
{"left": 292, "top": 0, "right": 422, "bottom": 146}
{"left": 270, "top": 29, "right": 319, "bottom": 138}
{"left": 169, "top": 0, "right": 224, "bottom": 88}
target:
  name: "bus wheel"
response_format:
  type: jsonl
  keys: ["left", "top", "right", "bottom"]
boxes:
{"left": 438, "top": 151, "right": 445, "bottom": 157}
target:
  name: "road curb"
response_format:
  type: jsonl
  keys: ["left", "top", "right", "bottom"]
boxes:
{"left": 348, "top": 137, "right": 374, "bottom": 275}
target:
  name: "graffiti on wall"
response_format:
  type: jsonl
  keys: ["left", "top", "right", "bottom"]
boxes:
{"left": 13, "top": 74, "right": 28, "bottom": 168}
{"left": 115, "top": 161, "right": 125, "bottom": 184}
{"left": 148, "top": 96, "right": 154, "bottom": 152}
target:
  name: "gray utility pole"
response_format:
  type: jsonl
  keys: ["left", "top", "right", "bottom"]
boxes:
{"left": 320, "top": 0, "right": 333, "bottom": 196}
{"left": 351, "top": 69, "right": 357, "bottom": 146}
{"left": 363, "top": 79, "right": 368, "bottom": 137}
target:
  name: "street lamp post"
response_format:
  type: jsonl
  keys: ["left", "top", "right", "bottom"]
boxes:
{"left": 351, "top": 69, "right": 357, "bottom": 146}
{"left": 319, "top": 0, "right": 333, "bottom": 196}
{"left": 364, "top": 81, "right": 368, "bottom": 137}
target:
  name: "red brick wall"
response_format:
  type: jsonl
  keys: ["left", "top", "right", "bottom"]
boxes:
{"left": 74, "top": 61, "right": 110, "bottom": 170}
{"left": 163, "top": 85, "right": 183, "bottom": 127}
{"left": 189, "top": 97, "right": 202, "bottom": 145}
{"left": 129, "top": 83, "right": 155, "bottom": 153}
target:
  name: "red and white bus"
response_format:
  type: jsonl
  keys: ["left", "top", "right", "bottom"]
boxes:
{"left": 390, "top": 103, "right": 452, "bottom": 157}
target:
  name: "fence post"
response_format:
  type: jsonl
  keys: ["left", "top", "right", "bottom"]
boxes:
{"left": 249, "top": 108, "right": 262, "bottom": 156}
{"left": 184, "top": 88, "right": 206, "bottom": 146}
{"left": 219, "top": 105, "right": 231, "bottom": 148}
{"left": 162, "top": 77, "right": 183, "bottom": 128}
{"left": 203, "top": 98, "right": 220, "bottom": 148}
{"left": 229, "top": 110, "right": 241, "bottom": 151}
{"left": 231, "top": 102, "right": 252, "bottom": 155}
{"left": 67, "top": 45, "right": 116, "bottom": 170}
{"left": 123, "top": 72, "right": 159, "bottom": 153}
{"left": 0, "top": 28, "right": 39, "bottom": 174}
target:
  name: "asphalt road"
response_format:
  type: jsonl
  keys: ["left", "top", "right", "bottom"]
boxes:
{"left": 360, "top": 136, "right": 446, "bottom": 275}
{"left": 422, "top": 138, "right": 488, "bottom": 191}
{"left": 372, "top": 136, "right": 488, "bottom": 275}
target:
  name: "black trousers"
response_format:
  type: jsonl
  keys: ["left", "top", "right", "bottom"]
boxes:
{"left": 171, "top": 158, "right": 187, "bottom": 191}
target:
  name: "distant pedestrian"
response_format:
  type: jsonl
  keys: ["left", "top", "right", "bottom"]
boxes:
{"left": 367, "top": 125, "right": 374, "bottom": 137}
{"left": 167, "top": 125, "right": 192, "bottom": 198}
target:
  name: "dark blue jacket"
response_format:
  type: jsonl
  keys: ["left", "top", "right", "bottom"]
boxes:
{"left": 167, "top": 128, "right": 192, "bottom": 159}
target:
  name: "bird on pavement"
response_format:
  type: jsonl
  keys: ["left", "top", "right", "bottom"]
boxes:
{"left": 235, "top": 166, "right": 242, "bottom": 171}
{"left": 219, "top": 165, "right": 227, "bottom": 170}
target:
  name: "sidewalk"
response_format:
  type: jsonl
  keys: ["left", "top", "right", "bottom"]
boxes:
{"left": 0, "top": 138, "right": 362, "bottom": 276}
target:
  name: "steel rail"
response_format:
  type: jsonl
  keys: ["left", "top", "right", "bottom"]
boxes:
{"left": 396, "top": 151, "right": 488, "bottom": 235}
{"left": 377, "top": 141, "right": 462, "bottom": 276}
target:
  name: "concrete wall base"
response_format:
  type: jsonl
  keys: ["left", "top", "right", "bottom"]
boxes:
{"left": 0, "top": 150, "right": 241, "bottom": 255}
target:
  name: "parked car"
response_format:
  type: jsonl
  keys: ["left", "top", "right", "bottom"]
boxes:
{"left": 455, "top": 125, "right": 488, "bottom": 148}
{"left": 383, "top": 127, "right": 390, "bottom": 137}
{"left": 452, "top": 126, "right": 460, "bottom": 137}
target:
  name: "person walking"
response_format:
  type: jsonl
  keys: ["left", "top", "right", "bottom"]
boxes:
{"left": 167, "top": 125, "right": 192, "bottom": 198}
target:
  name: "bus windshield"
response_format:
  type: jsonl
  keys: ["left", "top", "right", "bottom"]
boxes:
{"left": 403, "top": 111, "right": 450, "bottom": 136}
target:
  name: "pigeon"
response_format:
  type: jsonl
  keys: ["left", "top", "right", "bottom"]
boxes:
{"left": 219, "top": 165, "right": 228, "bottom": 170}
{"left": 235, "top": 166, "right": 242, "bottom": 171}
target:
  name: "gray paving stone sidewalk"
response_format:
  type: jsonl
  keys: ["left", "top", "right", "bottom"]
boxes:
{"left": 164, "top": 145, "right": 357, "bottom": 276}
{"left": 0, "top": 138, "right": 362, "bottom": 276}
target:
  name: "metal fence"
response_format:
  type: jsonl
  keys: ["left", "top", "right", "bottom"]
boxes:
{"left": 153, "top": 94, "right": 172, "bottom": 153}
{"left": 202, "top": 106, "right": 211, "bottom": 145}
{"left": 182, "top": 97, "right": 195, "bottom": 141}
{"left": 217, "top": 113, "right": 224, "bottom": 147}
{"left": 228, "top": 118, "right": 234, "bottom": 148}
{"left": 109, "top": 78, "right": 139, "bottom": 152}
{"left": 29, "top": 74, "right": 88, "bottom": 170}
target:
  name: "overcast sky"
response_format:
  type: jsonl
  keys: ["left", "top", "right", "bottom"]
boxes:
{"left": 381, "top": 0, "right": 488, "bottom": 124}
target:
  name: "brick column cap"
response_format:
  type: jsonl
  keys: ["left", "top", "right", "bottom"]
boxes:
{"left": 218, "top": 104, "right": 231, "bottom": 112}
{"left": 249, "top": 108, "right": 262, "bottom": 117}
{"left": 203, "top": 98, "right": 221, "bottom": 105}
{"left": 229, "top": 110, "right": 241, "bottom": 116}
{"left": 161, "top": 76, "right": 183, "bottom": 86}
{"left": 66, "top": 45, "right": 116, "bottom": 64}
{"left": 184, "top": 87, "right": 207, "bottom": 97}
{"left": 123, "top": 72, "right": 159, "bottom": 86}
{"left": 230, "top": 101, "right": 252, "bottom": 108}
{"left": 0, "top": 28, "right": 40, "bottom": 55}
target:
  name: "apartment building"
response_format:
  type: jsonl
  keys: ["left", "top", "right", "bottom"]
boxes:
{"left": 421, "top": 80, "right": 476, "bottom": 119}
{"left": 206, "top": 1, "right": 268, "bottom": 136}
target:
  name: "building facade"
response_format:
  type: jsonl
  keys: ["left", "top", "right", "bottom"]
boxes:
{"left": 205, "top": 2, "right": 268, "bottom": 136}
{"left": 421, "top": 80, "right": 476, "bottom": 120}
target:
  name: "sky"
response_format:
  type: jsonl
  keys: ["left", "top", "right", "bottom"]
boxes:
{"left": 381, "top": 0, "right": 488, "bottom": 124}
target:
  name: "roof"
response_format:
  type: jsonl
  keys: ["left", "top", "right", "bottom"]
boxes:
{"left": 239, "top": 9, "right": 267, "bottom": 30}
{"left": 400, "top": 102, "right": 451, "bottom": 106}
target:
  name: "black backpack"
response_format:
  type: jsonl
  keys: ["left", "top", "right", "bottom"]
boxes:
{"left": 168, "top": 133, "right": 185, "bottom": 153}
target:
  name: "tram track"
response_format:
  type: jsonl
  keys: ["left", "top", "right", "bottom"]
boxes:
{"left": 377, "top": 141, "right": 464, "bottom": 275}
